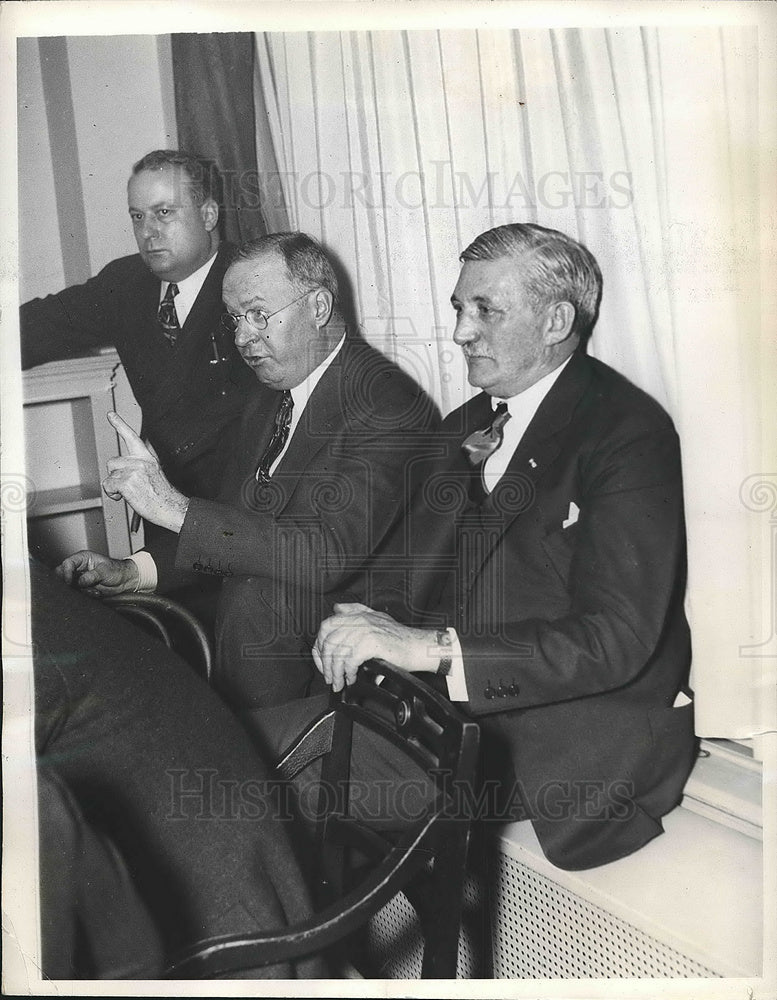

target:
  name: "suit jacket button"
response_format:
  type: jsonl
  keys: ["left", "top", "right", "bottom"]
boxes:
{"left": 497, "top": 684, "right": 508, "bottom": 698}
{"left": 484, "top": 685, "right": 495, "bottom": 700}
{"left": 509, "top": 684, "right": 519, "bottom": 696}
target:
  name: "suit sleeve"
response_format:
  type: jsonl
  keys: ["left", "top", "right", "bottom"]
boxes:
{"left": 460, "top": 421, "right": 688, "bottom": 716}
{"left": 171, "top": 414, "right": 439, "bottom": 595}
{"left": 20, "top": 273, "right": 114, "bottom": 369}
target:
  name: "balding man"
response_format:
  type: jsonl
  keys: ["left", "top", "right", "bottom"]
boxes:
{"left": 57, "top": 232, "right": 439, "bottom": 710}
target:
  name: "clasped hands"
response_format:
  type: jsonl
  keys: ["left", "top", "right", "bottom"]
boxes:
{"left": 313, "top": 603, "right": 439, "bottom": 691}
{"left": 102, "top": 411, "right": 189, "bottom": 533}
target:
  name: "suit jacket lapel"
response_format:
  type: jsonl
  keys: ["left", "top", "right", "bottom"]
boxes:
{"left": 472, "top": 350, "right": 594, "bottom": 570}
{"left": 181, "top": 244, "right": 231, "bottom": 340}
{"left": 135, "top": 267, "right": 163, "bottom": 338}
{"left": 236, "top": 384, "right": 283, "bottom": 489}
{"left": 252, "top": 335, "right": 356, "bottom": 512}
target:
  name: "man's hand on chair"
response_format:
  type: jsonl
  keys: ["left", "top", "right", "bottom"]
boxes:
{"left": 102, "top": 411, "right": 189, "bottom": 533}
{"left": 313, "top": 603, "right": 439, "bottom": 692}
{"left": 56, "top": 550, "right": 139, "bottom": 598}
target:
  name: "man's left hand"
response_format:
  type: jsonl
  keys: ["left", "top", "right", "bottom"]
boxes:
{"left": 313, "top": 603, "right": 438, "bottom": 692}
{"left": 102, "top": 412, "right": 189, "bottom": 533}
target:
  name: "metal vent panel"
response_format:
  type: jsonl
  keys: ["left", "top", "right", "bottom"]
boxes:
{"left": 492, "top": 852, "right": 719, "bottom": 979}
{"left": 364, "top": 872, "right": 484, "bottom": 978}
{"left": 362, "top": 851, "right": 721, "bottom": 979}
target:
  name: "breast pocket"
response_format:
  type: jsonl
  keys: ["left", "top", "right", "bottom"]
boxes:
{"left": 540, "top": 522, "right": 579, "bottom": 584}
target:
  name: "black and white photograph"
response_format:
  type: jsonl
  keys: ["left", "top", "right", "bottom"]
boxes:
{"left": 1, "top": 1, "right": 775, "bottom": 995}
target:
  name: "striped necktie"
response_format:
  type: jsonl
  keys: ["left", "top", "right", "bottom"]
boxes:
{"left": 158, "top": 282, "right": 181, "bottom": 345}
{"left": 255, "top": 391, "right": 294, "bottom": 482}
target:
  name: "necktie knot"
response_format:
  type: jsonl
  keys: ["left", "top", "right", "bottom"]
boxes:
{"left": 256, "top": 391, "right": 294, "bottom": 482}
{"left": 462, "top": 402, "right": 511, "bottom": 467}
{"left": 158, "top": 282, "right": 181, "bottom": 345}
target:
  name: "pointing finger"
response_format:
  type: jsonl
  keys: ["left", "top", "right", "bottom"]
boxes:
{"left": 107, "top": 411, "right": 148, "bottom": 458}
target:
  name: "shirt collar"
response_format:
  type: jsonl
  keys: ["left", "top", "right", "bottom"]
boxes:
{"left": 160, "top": 251, "right": 219, "bottom": 312}
{"left": 493, "top": 354, "right": 572, "bottom": 413}
{"left": 289, "top": 332, "right": 347, "bottom": 411}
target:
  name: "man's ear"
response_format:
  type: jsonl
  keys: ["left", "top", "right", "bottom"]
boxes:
{"left": 200, "top": 198, "right": 219, "bottom": 233}
{"left": 312, "top": 288, "right": 335, "bottom": 328}
{"left": 544, "top": 301, "right": 576, "bottom": 345}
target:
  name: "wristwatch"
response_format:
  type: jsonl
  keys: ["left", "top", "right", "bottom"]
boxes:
{"left": 436, "top": 628, "right": 453, "bottom": 676}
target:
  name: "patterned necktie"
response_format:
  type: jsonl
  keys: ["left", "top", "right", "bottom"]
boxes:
{"left": 462, "top": 402, "right": 511, "bottom": 466}
{"left": 255, "top": 391, "right": 294, "bottom": 482}
{"left": 158, "top": 282, "right": 180, "bottom": 345}
{"left": 462, "top": 402, "right": 511, "bottom": 502}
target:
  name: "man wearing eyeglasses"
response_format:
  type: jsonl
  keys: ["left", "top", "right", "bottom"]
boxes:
{"left": 20, "top": 149, "right": 254, "bottom": 503}
{"left": 57, "top": 232, "right": 439, "bottom": 709}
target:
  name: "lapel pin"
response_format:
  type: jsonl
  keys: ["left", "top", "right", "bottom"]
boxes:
{"left": 529, "top": 458, "right": 537, "bottom": 468}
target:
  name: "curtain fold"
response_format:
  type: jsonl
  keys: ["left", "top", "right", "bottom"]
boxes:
{"left": 171, "top": 32, "right": 265, "bottom": 244}
{"left": 254, "top": 27, "right": 769, "bottom": 737}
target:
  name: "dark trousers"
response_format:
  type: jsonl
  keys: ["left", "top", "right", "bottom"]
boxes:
{"left": 31, "top": 560, "right": 325, "bottom": 979}
{"left": 243, "top": 694, "right": 434, "bottom": 875}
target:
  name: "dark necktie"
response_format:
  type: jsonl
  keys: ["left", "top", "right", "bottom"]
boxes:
{"left": 462, "top": 402, "right": 511, "bottom": 502}
{"left": 158, "top": 282, "right": 181, "bottom": 345}
{"left": 255, "top": 391, "right": 294, "bottom": 482}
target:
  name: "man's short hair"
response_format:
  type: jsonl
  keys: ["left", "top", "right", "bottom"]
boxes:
{"left": 131, "top": 149, "right": 223, "bottom": 208}
{"left": 235, "top": 232, "right": 339, "bottom": 302}
{"left": 461, "top": 223, "right": 603, "bottom": 342}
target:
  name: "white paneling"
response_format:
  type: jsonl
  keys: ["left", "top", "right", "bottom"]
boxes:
{"left": 17, "top": 39, "right": 65, "bottom": 301}
{"left": 66, "top": 34, "right": 174, "bottom": 275}
{"left": 499, "top": 807, "right": 763, "bottom": 978}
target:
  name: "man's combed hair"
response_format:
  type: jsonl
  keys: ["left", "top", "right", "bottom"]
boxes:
{"left": 461, "top": 223, "right": 603, "bottom": 342}
{"left": 236, "top": 232, "right": 339, "bottom": 302}
{"left": 132, "top": 149, "right": 223, "bottom": 208}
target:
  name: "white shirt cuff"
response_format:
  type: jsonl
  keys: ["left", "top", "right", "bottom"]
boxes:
{"left": 443, "top": 628, "right": 469, "bottom": 702}
{"left": 128, "top": 551, "right": 158, "bottom": 592}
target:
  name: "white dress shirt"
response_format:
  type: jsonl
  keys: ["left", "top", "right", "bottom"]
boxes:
{"left": 445, "top": 355, "right": 572, "bottom": 701}
{"left": 269, "top": 332, "right": 346, "bottom": 475}
{"left": 130, "top": 333, "right": 347, "bottom": 591}
{"left": 159, "top": 250, "right": 219, "bottom": 327}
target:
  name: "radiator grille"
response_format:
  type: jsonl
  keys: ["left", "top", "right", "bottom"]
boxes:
{"left": 364, "top": 851, "right": 721, "bottom": 979}
{"left": 492, "top": 852, "right": 719, "bottom": 978}
{"left": 363, "top": 873, "right": 484, "bottom": 978}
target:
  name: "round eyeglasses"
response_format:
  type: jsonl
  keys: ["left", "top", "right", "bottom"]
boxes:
{"left": 220, "top": 290, "right": 313, "bottom": 335}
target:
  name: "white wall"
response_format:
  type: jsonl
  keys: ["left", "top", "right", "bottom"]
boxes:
{"left": 17, "top": 35, "right": 176, "bottom": 302}
{"left": 17, "top": 40, "right": 65, "bottom": 299}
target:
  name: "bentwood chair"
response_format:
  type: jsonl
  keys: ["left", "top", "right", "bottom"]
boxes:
{"left": 103, "top": 592, "right": 213, "bottom": 680}
{"left": 165, "top": 659, "right": 480, "bottom": 979}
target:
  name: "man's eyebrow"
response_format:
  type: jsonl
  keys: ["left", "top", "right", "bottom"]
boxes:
{"left": 229, "top": 293, "right": 267, "bottom": 309}
{"left": 127, "top": 201, "right": 180, "bottom": 212}
{"left": 450, "top": 293, "right": 496, "bottom": 305}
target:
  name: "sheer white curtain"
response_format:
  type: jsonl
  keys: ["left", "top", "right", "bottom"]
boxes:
{"left": 255, "top": 27, "right": 772, "bottom": 737}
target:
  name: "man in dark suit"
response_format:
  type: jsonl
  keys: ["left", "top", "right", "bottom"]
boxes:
{"left": 306, "top": 223, "right": 697, "bottom": 871}
{"left": 56, "top": 232, "right": 439, "bottom": 710}
{"left": 20, "top": 149, "right": 254, "bottom": 501}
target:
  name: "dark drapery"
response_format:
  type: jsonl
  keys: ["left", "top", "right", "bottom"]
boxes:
{"left": 171, "top": 33, "right": 265, "bottom": 245}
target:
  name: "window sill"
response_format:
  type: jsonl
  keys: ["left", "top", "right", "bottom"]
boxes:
{"left": 681, "top": 738, "right": 763, "bottom": 840}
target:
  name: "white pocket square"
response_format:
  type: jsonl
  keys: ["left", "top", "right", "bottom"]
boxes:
{"left": 562, "top": 502, "right": 580, "bottom": 529}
